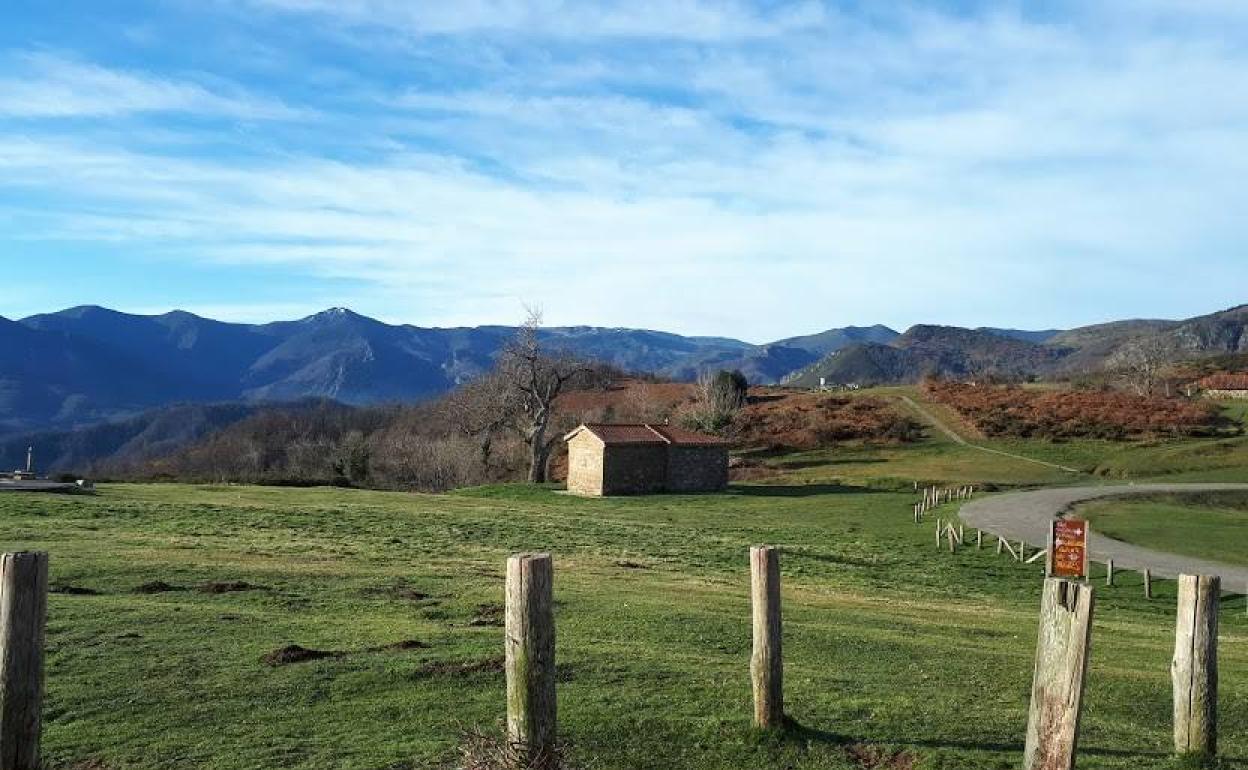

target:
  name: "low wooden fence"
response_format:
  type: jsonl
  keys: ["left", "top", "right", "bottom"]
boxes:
{"left": 913, "top": 484, "right": 974, "bottom": 522}
{"left": 0, "top": 547, "right": 1231, "bottom": 770}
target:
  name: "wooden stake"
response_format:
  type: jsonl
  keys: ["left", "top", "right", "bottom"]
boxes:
{"left": 0, "top": 551, "right": 48, "bottom": 770}
{"left": 1024, "top": 579, "right": 1095, "bottom": 770}
{"left": 750, "top": 546, "right": 783, "bottom": 730}
{"left": 1172, "top": 575, "right": 1219, "bottom": 760}
{"left": 1144, "top": 569, "right": 1153, "bottom": 600}
{"left": 977, "top": 530, "right": 983, "bottom": 549}
{"left": 505, "top": 553, "right": 557, "bottom": 767}
{"left": 935, "top": 519, "right": 943, "bottom": 549}
{"left": 1105, "top": 559, "right": 1114, "bottom": 587}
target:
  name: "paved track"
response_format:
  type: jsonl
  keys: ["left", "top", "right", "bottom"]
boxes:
{"left": 959, "top": 484, "right": 1248, "bottom": 586}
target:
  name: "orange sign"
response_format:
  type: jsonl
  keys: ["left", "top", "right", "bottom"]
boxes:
{"left": 1050, "top": 519, "right": 1089, "bottom": 579}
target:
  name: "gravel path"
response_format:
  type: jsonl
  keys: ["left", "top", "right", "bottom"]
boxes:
{"left": 959, "top": 484, "right": 1248, "bottom": 586}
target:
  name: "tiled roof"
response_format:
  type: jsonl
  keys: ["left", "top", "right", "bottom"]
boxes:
{"left": 648, "top": 425, "right": 733, "bottom": 447}
{"left": 1198, "top": 373, "right": 1248, "bottom": 390}
{"left": 565, "top": 423, "right": 731, "bottom": 447}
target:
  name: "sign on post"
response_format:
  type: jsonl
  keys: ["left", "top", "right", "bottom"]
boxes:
{"left": 1048, "top": 519, "right": 1089, "bottom": 579}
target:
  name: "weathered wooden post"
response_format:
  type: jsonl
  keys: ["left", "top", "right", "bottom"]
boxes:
{"left": 997, "top": 536, "right": 1004, "bottom": 556}
{"left": 0, "top": 551, "right": 49, "bottom": 770}
{"left": 935, "top": 519, "right": 943, "bottom": 549}
{"left": 1024, "top": 579, "right": 1095, "bottom": 770}
{"left": 1105, "top": 559, "right": 1114, "bottom": 586}
{"left": 1172, "top": 575, "right": 1219, "bottom": 760}
{"left": 750, "top": 546, "right": 783, "bottom": 730}
{"left": 1018, "top": 540, "right": 1026, "bottom": 562}
{"left": 976, "top": 530, "right": 983, "bottom": 549}
{"left": 505, "top": 553, "right": 557, "bottom": 768}
{"left": 1144, "top": 569, "right": 1153, "bottom": 600}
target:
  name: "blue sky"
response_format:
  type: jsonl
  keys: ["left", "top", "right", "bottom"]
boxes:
{"left": 1, "top": 1, "right": 1246, "bottom": 342}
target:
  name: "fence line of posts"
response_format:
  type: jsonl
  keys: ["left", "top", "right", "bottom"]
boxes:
{"left": 913, "top": 483, "right": 975, "bottom": 522}
{"left": 0, "top": 544, "right": 1236, "bottom": 770}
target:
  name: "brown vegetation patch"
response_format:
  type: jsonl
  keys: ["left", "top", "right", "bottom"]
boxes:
{"left": 924, "top": 380, "right": 1223, "bottom": 440}
{"left": 134, "top": 581, "right": 182, "bottom": 594}
{"left": 614, "top": 560, "right": 648, "bottom": 570}
{"left": 845, "top": 743, "right": 917, "bottom": 770}
{"left": 730, "top": 388, "right": 923, "bottom": 450}
{"left": 413, "top": 657, "right": 504, "bottom": 679}
{"left": 197, "top": 581, "right": 263, "bottom": 594}
{"left": 262, "top": 645, "right": 342, "bottom": 667}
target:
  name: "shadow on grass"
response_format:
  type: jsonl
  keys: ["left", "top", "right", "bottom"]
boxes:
{"left": 731, "top": 483, "right": 881, "bottom": 498}
{"left": 770, "top": 458, "right": 889, "bottom": 470}
{"left": 762, "top": 717, "right": 1192, "bottom": 764}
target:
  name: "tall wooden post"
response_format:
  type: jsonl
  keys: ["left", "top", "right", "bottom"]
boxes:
{"left": 0, "top": 552, "right": 48, "bottom": 770}
{"left": 750, "top": 546, "right": 783, "bottom": 730}
{"left": 1105, "top": 559, "right": 1114, "bottom": 587}
{"left": 1172, "top": 575, "right": 1219, "bottom": 760}
{"left": 1024, "top": 579, "right": 1095, "bottom": 770}
{"left": 505, "top": 553, "right": 556, "bottom": 768}
{"left": 1144, "top": 569, "right": 1153, "bottom": 600}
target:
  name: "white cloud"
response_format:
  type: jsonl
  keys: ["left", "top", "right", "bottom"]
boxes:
{"left": 3, "top": 2, "right": 1248, "bottom": 337}
{"left": 0, "top": 52, "right": 303, "bottom": 120}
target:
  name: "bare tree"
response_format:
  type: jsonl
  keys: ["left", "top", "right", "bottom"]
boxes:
{"left": 496, "top": 308, "right": 590, "bottom": 483}
{"left": 680, "top": 369, "right": 747, "bottom": 433}
{"left": 442, "top": 371, "right": 517, "bottom": 471}
{"left": 1117, "top": 336, "right": 1170, "bottom": 396}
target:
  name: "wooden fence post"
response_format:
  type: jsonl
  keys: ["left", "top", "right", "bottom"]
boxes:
{"left": 1024, "top": 579, "right": 1095, "bottom": 770}
{"left": 505, "top": 553, "right": 557, "bottom": 768}
{"left": 1144, "top": 569, "right": 1152, "bottom": 600}
{"left": 935, "top": 519, "right": 943, "bottom": 549}
{"left": 1105, "top": 559, "right": 1114, "bottom": 587}
{"left": 1172, "top": 575, "right": 1219, "bottom": 760}
{"left": 0, "top": 551, "right": 49, "bottom": 770}
{"left": 976, "top": 530, "right": 983, "bottom": 549}
{"left": 750, "top": 546, "right": 783, "bottom": 730}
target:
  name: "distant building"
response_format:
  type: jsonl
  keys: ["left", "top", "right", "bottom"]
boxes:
{"left": 1196, "top": 373, "right": 1248, "bottom": 400}
{"left": 563, "top": 423, "right": 731, "bottom": 496}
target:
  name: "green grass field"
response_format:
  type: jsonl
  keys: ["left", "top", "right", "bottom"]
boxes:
{"left": 1079, "top": 491, "right": 1248, "bottom": 568}
{"left": 1, "top": 446, "right": 1245, "bottom": 769}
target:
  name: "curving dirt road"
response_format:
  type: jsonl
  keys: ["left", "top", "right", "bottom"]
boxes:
{"left": 959, "top": 483, "right": 1248, "bottom": 586}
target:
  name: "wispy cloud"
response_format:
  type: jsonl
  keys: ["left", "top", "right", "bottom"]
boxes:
{"left": 1, "top": 2, "right": 1247, "bottom": 337}
{"left": 0, "top": 52, "right": 303, "bottom": 119}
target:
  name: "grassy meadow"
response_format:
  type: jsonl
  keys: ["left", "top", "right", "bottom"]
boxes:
{"left": 1079, "top": 491, "right": 1248, "bottom": 569}
{"left": 2, "top": 415, "right": 1247, "bottom": 770}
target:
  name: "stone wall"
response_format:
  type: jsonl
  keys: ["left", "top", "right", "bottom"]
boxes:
{"left": 1206, "top": 389, "right": 1248, "bottom": 400}
{"left": 601, "top": 444, "right": 668, "bottom": 495}
{"left": 665, "top": 446, "right": 729, "bottom": 493}
{"left": 566, "top": 432, "right": 605, "bottom": 496}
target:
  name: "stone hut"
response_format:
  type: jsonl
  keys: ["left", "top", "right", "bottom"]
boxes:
{"left": 1196, "top": 373, "right": 1248, "bottom": 399}
{"left": 563, "top": 423, "right": 731, "bottom": 496}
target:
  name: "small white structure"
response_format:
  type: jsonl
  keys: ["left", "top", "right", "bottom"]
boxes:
{"left": 11, "top": 447, "right": 35, "bottom": 481}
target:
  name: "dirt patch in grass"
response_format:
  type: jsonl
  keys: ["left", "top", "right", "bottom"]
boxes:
{"left": 845, "top": 743, "right": 916, "bottom": 770}
{"left": 362, "top": 582, "right": 432, "bottom": 602}
{"left": 262, "top": 645, "right": 342, "bottom": 667}
{"left": 50, "top": 584, "right": 100, "bottom": 596}
{"left": 466, "top": 603, "right": 504, "bottom": 627}
{"left": 374, "top": 639, "right": 432, "bottom": 652}
{"left": 134, "top": 581, "right": 182, "bottom": 594}
{"left": 198, "top": 581, "right": 263, "bottom": 594}
{"left": 615, "top": 560, "right": 649, "bottom": 570}
{"left": 413, "top": 657, "right": 504, "bottom": 679}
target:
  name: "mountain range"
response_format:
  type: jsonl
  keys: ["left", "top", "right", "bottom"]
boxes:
{"left": 2, "top": 303, "right": 1246, "bottom": 442}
